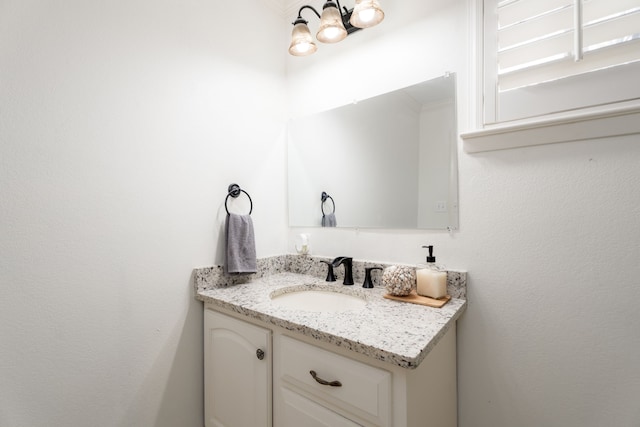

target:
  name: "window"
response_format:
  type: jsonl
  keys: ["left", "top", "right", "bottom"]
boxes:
{"left": 485, "top": 0, "right": 640, "bottom": 123}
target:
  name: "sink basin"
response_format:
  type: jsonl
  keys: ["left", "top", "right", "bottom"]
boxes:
{"left": 270, "top": 288, "right": 367, "bottom": 312}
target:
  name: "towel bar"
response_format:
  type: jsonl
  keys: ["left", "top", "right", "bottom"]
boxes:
{"left": 225, "top": 183, "right": 253, "bottom": 215}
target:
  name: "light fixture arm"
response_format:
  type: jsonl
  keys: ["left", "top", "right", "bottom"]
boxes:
{"left": 334, "top": 0, "right": 348, "bottom": 17}
{"left": 293, "top": 5, "right": 321, "bottom": 24}
{"left": 335, "top": 0, "right": 361, "bottom": 34}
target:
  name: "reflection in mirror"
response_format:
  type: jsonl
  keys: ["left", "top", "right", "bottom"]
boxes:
{"left": 287, "top": 73, "right": 458, "bottom": 230}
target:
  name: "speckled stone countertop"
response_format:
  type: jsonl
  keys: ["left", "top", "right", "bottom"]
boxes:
{"left": 194, "top": 255, "right": 467, "bottom": 369}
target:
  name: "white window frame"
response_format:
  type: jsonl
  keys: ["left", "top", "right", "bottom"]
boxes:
{"left": 461, "top": 0, "right": 640, "bottom": 152}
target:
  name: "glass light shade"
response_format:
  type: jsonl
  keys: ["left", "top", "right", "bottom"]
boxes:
{"left": 289, "top": 22, "right": 317, "bottom": 56}
{"left": 349, "top": 0, "right": 384, "bottom": 28}
{"left": 316, "top": 5, "right": 347, "bottom": 43}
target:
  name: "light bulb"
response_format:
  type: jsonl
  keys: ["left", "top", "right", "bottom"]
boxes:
{"left": 289, "top": 21, "right": 317, "bottom": 56}
{"left": 320, "top": 26, "right": 342, "bottom": 41}
{"left": 291, "top": 42, "right": 315, "bottom": 55}
{"left": 316, "top": 3, "right": 347, "bottom": 43}
{"left": 349, "top": 0, "right": 384, "bottom": 28}
{"left": 355, "top": 8, "right": 376, "bottom": 24}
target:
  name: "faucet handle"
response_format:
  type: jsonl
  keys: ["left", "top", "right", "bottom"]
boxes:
{"left": 320, "top": 260, "right": 336, "bottom": 282}
{"left": 363, "top": 267, "right": 383, "bottom": 288}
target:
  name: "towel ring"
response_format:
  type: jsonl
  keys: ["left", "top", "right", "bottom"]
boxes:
{"left": 225, "top": 183, "right": 253, "bottom": 215}
{"left": 321, "top": 191, "right": 335, "bottom": 216}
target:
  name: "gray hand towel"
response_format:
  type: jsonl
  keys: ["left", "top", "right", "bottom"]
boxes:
{"left": 322, "top": 213, "right": 337, "bottom": 227}
{"left": 225, "top": 213, "right": 257, "bottom": 274}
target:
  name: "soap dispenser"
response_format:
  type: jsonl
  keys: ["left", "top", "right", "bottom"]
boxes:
{"left": 416, "top": 245, "right": 448, "bottom": 299}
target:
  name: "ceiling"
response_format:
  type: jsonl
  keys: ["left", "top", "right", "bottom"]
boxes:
{"left": 262, "top": 0, "right": 330, "bottom": 19}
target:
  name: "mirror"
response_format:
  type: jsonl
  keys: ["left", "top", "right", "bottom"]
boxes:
{"left": 287, "top": 73, "right": 458, "bottom": 230}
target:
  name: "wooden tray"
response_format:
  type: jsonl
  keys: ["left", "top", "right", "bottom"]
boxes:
{"left": 384, "top": 290, "right": 451, "bottom": 308}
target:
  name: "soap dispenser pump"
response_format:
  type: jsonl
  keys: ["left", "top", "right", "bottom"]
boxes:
{"left": 416, "top": 245, "right": 448, "bottom": 299}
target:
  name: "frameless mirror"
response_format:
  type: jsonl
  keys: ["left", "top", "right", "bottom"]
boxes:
{"left": 287, "top": 73, "right": 458, "bottom": 230}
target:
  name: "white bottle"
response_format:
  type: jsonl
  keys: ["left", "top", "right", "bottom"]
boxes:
{"left": 416, "top": 245, "right": 448, "bottom": 299}
{"left": 295, "top": 233, "right": 310, "bottom": 255}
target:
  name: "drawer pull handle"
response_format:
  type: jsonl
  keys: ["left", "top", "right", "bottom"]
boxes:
{"left": 309, "top": 370, "right": 342, "bottom": 387}
{"left": 256, "top": 349, "right": 265, "bottom": 360}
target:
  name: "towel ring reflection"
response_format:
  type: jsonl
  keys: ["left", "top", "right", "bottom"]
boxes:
{"left": 225, "top": 183, "right": 253, "bottom": 215}
{"left": 321, "top": 191, "right": 335, "bottom": 216}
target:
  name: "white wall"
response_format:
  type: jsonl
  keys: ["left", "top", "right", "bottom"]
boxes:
{"left": 286, "top": 1, "right": 640, "bottom": 426}
{"left": 0, "top": 1, "right": 287, "bottom": 426}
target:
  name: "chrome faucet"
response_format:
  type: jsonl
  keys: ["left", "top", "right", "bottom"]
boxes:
{"left": 332, "top": 256, "right": 354, "bottom": 286}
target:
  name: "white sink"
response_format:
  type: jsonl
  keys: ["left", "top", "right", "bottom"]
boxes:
{"left": 270, "top": 288, "right": 367, "bottom": 312}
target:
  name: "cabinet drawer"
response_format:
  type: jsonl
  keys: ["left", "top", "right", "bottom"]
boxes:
{"left": 280, "top": 387, "right": 362, "bottom": 427}
{"left": 278, "top": 335, "right": 391, "bottom": 427}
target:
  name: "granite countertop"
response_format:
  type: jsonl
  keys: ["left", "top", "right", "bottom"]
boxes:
{"left": 195, "top": 257, "right": 466, "bottom": 369}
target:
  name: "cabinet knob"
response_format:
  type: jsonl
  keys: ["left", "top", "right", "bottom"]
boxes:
{"left": 256, "top": 349, "right": 265, "bottom": 360}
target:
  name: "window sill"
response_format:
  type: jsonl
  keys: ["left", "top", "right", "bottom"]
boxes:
{"left": 460, "top": 103, "right": 640, "bottom": 153}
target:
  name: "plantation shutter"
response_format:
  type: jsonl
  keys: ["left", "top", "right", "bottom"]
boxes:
{"left": 484, "top": 0, "right": 640, "bottom": 123}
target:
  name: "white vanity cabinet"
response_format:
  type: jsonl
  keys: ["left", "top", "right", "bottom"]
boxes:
{"left": 204, "top": 304, "right": 458, "bottom": 427}
{"left": 204, "top": 308, "right": 272, "bottom": 427}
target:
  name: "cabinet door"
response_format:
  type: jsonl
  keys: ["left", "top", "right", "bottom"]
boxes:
{"left": 204, "top": 309, "right": 271, "bottom": 427}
